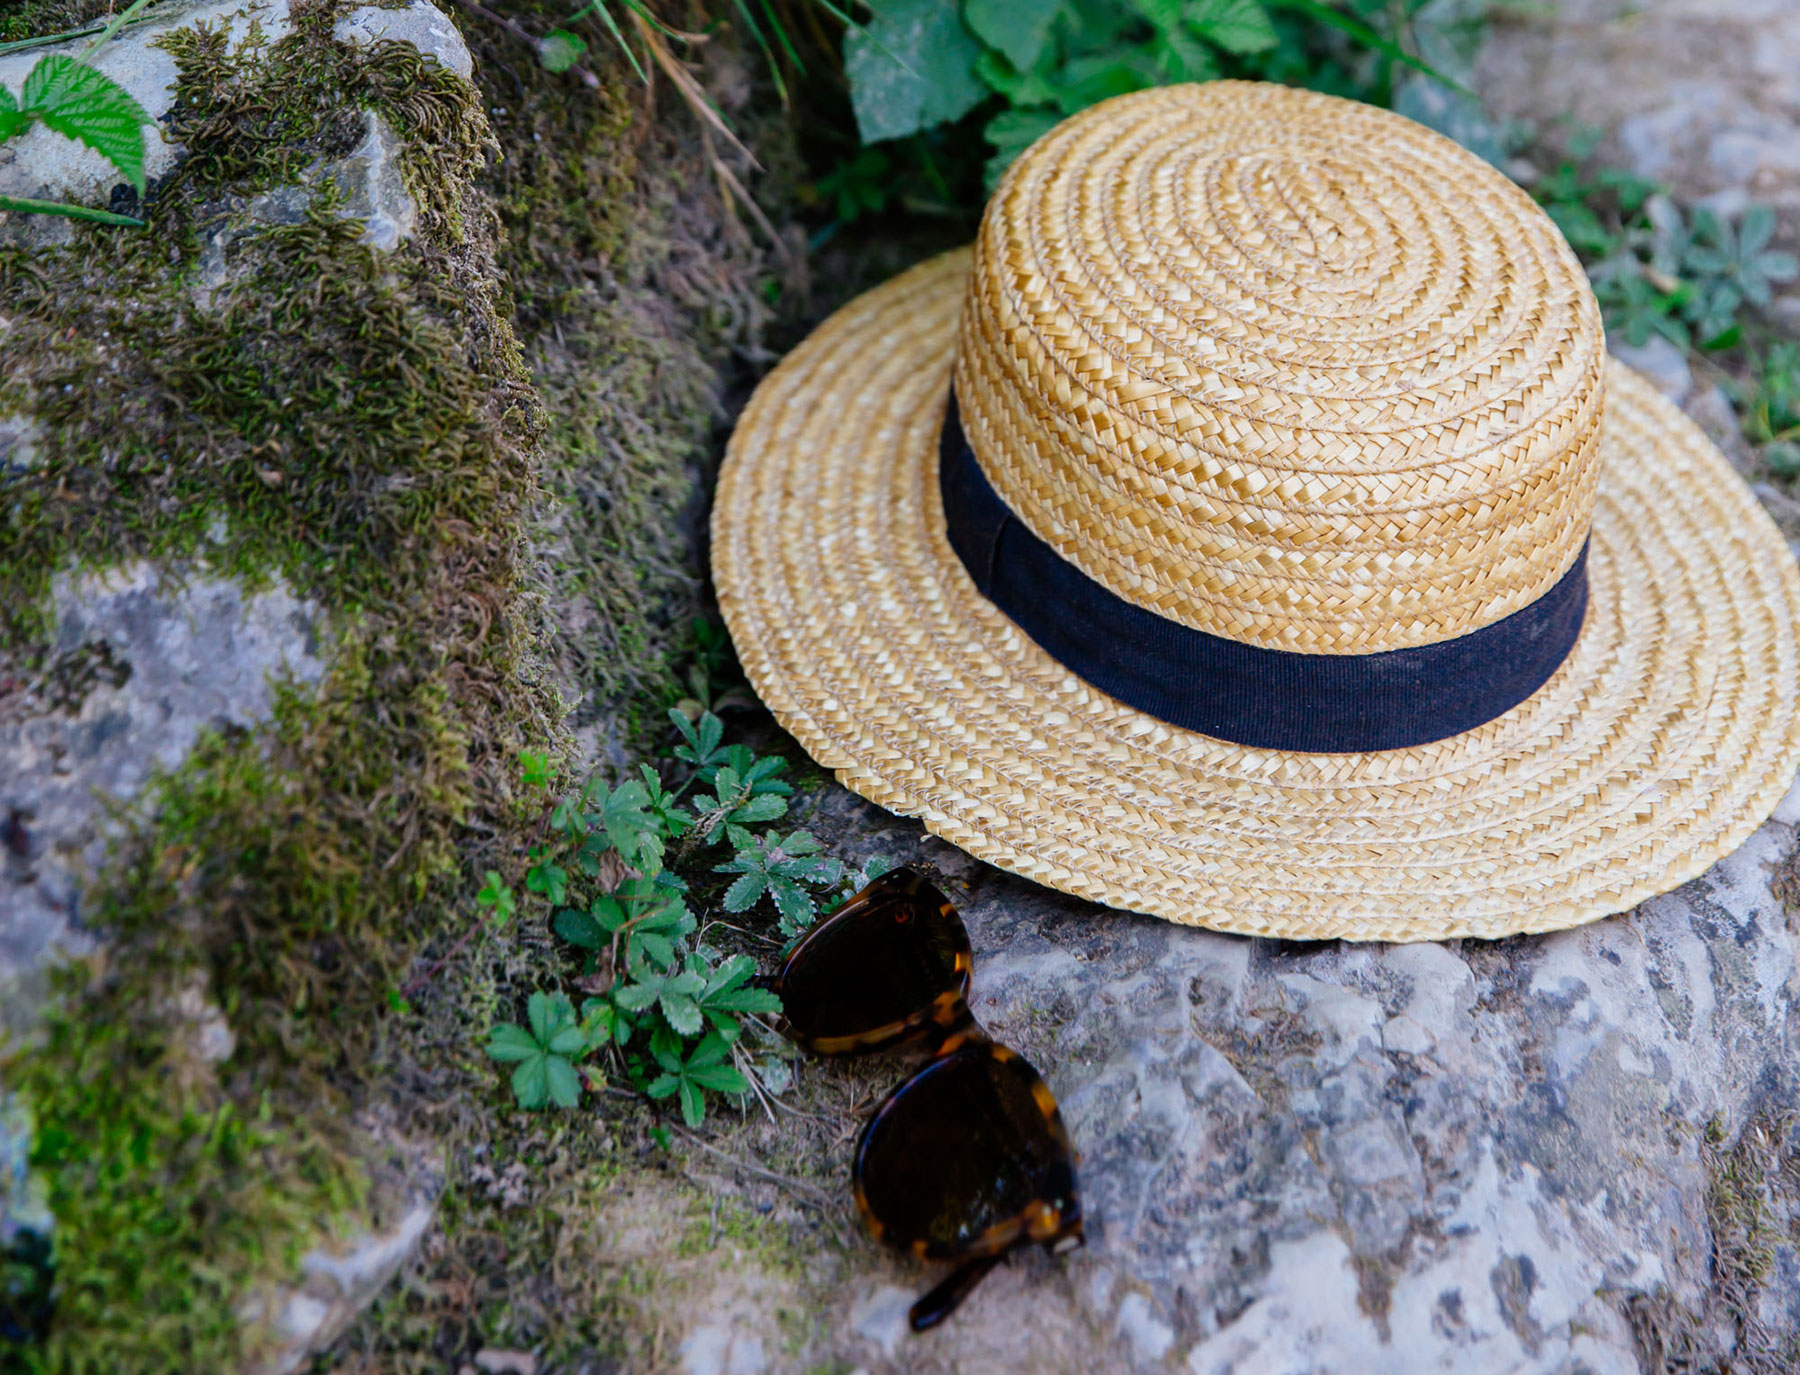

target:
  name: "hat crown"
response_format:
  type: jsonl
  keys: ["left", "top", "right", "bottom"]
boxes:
{"left": 952, "top": 82, "right": 1606, "bottom": 655}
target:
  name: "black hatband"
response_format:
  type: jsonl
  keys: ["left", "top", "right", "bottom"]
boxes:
{"left": 938, "top": 392, "right": 1588, "bottom": 753}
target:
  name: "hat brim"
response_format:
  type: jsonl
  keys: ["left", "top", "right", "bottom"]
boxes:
{"left": 714, "top": 249, "right": 1800, "bottom": 941}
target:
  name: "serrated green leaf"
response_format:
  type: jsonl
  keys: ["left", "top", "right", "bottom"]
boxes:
{"left": 486, "top": 1023, "right": 541, "bottom": 1062}
{"left": 679, "top": 1077, "right": 705, "bottom": 1127}
{"left": 554, "top": 907, "right": 605, "bottom": 949}
{"left": 526, "top": 990, "right": 555, "bottom": 1043}
{"left": 689, "top": 1030, "right": 734, "bottom": 1067}
{"left": 613, "top": 981, "right": 658, "bottom": 1013}
{"left": 512, "top": 1055, "right": 549, "bottom": 1109}
{"left": 706, "top": 987, "right": 784, "bottom": 1016}
{"left": 703, "top": 953, "right": 757, "bottom": 996}
{"left": 661, "top": 993, "right": 703, "bottom": 1037}
{"left": 540, "top": 28, "right": 587, "bottom": 72}
{"left": 0, "top": 85, "right": 24, "bottom": 141}
{"left": 731, "top": 793, "right": 788, "bottom": 824}
{"left": 770, "top": 877, "right": 815, "bottom": 929}
{"left": 545, "top": 1055, "right": 582, "bottom": 1108}
{"left": 547, "top": 1024, "right": 588, "bottom": 1057}
{"left": 20, "top": 54, "right": 150, "bottom": 192}
{"left": 634, "top": 930, "right": 676, "bottom": 969}
{"left": 723, "top": 870, "right": 768, "bottom": 912}
{"left": 646, "top": 1071, "right": 680, "bottom": 1099}
{"left": 1184, "top": 0, "right": 1277, "bottom": 53}
{"left": 845, "top": 0, "right": 988, "bottom": 143}
{"left": 964, "top": 0, "right": 1062, "bottom": 72}
{"left": 688, "top": 1062, "right": 751, "bottom": 1094}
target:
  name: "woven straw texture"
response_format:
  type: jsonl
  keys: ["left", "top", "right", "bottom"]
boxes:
{"left": 714, "top": 88, "right": 1800, "bottom": 942}
{"left": 956, "top": 84, "right": 1605, "bottom": 653}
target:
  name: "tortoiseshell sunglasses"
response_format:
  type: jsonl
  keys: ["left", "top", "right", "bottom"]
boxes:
{"left": 765, "top": 867, "right": 1083, "bottom": 1331}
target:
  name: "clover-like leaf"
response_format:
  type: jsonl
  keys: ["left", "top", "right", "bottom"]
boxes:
{"left": 539, "top": 28, "right": 587, "bottom": 72}
{"left": 487, "top": 992, "right": 589, "bottom": 1110}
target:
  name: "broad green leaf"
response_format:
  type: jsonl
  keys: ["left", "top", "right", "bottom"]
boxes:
{"left": 690, "top": 1031, "right": 734, "bottom": 1067}
{"left": 845, "top": 0, "right": 988, "bottom": 143}
{"left": 732, "top": 793, "right": 787, "bottom": 825}
{"left": 964, "top": 0, "right": 1062, "bottom": 71}
{"left": 526, "top": 860, "right": 568, "bottom": 906}
{"left": 527, "top": 990, "right": 576, "bottom": 1045}
{"left": 1185, "top": 0, "right": 1277, "bottom": 54}
{"left": 646, "top": 1072, "right": 680, "bottom": 1099}
{"left": 706, "top": 986, "right": 783, "bottom": 1016}
{"left": 547, "top": 1024, "right": 589, "bottom": 1057}
{"left": 985, "top": 106, "right": 1060, "bottom": 186}
{"left": 634, "top": 930, "right": 677, "bottom": 969}
{"left": 539, "top": 28, "right": 587, "bottom": 72}
{"left": 770, "top": 877, "right": 815, "bottom": 930}
{"left": 545, "top": 1056, "right": 582, "bottom": 1108}
{"left": 20, "top": 54, "right": 150, "bottom": 192}
{"left": 661, "top": 993, "right": 703, "bottom": 1037}
{"left": 679, "top": 1077, "right": 705, "bottom": 1127}
{"left": 613, "top": 981, "right": 658, "bottom": 1013}
{"left": 512, "top": 1055, "right": 549, "bottom": 1109}
{"left": 723, "top": 870, "right": 767, "bottom": 912}
{"left": 688, "top": 1063, "right": 751, "bottom": 1094}
{"left": 0, "top": 85, "right": 23, "bottom": 141}
{"left": 486, "top": 1024, "right": 541, "bottom": 1062}
{"left": 554, "top": 906, "right": 605, "bottom": 950}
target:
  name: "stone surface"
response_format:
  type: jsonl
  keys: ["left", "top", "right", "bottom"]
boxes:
{"left": 335, "top": 0, "right": 474, "bottom": 80}
{"left": 1475, "top": 0, "right": 1800, "bottom": 227}
{"left": 0, "top": 0, "right": 296, "bottom": 209}
{"left": 667, "top": 769, "right": 1800, "bottom": 1372}
{"left": 0, "top": 0, "right": 461, "bottom": 249}
{"left": 0, "top": 563, "right": 324, "bottom": 1038}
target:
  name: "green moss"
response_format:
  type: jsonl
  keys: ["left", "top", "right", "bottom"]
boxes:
{"left": 0, "top": 1, "right": 111, "bottom": 45}
{"left": 1, "top": 3, "right": 563, "bottom": 1369}
{"left": 476, "top": 2, "right": 784, "bottom": 734}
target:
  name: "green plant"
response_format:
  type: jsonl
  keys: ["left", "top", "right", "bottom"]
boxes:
{"left": 484, "top": 705, "right": 869, "bottom": 1125}
{"left": 486, "top": 991, "right": 596, "bottom": 1109}
{"left": 843, "top": 0, "right": 1460, "bottom": 188}
{"left": 1530, "top": 140, "right": 1800, "bottom": 355}
{"left": 0, "top": 0, "right": 158, "bottom": 225}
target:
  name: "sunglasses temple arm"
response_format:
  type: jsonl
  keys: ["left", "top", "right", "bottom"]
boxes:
{"left": 907, "top": 1252, "right": 1004, "bottom": 1333}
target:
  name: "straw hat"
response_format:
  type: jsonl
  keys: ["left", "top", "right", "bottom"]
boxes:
{"left": 713, "top": 81, "right": 1800, "bottom": 941}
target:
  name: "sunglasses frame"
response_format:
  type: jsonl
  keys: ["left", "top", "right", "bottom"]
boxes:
{"left": 769, "top": 867, "right": 1083, "bottom": 1330}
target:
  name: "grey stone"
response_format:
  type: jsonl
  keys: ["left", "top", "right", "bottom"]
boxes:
{"left": 1610, "top": 336, "right": 1692, "bottom": 402}
{"left": 0, "top": 563, "right": 325, "bottom": 1039}
{"left": 1475, "top": 0, "right": 1800, "bottom": 222}
{"left": 0, "top": 0, "right": 297, "bottom": 212}
{"left": 335, "top": 0, "right": 474, "bottom": 81}
{"left": 679, "top": 1321, "right": 768, "bottom": 1375}
{"left": 0, "top": 412, "right": 41, "bottom": 479}
{"left": 0, "top": 0, "right": 467, "bottom": 244}
{"left": 266, "top": 1200, "right": 437, "bottom": 1374}
{"left": 331, "top": 110, "right": 417, "bottom": 253}
{"left": 735, "top": 766, "right": 1800, "bottom": 1370}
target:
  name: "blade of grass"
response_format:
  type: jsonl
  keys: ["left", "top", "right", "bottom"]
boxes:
{"left": 1266, "top": 0, "right": 1473, "bottom": 97}
{"left": 729, "top": 0, "right": 789, "bottom": 104}
{"left": 630, "top": 8, "right": 759, "bottom": 167}
{"left": 592, "top": 0, "right": 648, "bottom": 82}
{"left": 0, "top": 192, "right": 143, "bottom": 225}
{"left": 758, "top": 0, "right": 805, "bottom": 74}
{"left": 82, "top": 0, "right": 160, "bottom": 58}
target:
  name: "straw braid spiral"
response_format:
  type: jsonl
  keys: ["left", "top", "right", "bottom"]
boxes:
{"left": 955, "top": 83, "right": 1607, "bottom": 654}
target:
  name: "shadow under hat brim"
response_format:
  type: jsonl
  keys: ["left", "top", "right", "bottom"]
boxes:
{"left": 713, "top": 249, "right": 1800, "bottom": 941}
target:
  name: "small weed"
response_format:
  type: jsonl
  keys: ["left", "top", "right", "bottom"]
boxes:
{"left": 484, "top": 706, "right": 878, "bottom": 1126}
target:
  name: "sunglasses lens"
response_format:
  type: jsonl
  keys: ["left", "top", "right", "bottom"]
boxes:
{"left": 777, "top": 869, "right": 969, "bottom": 1050}
{"left": 855, "top": 1044, "right": 1078, "bottom": 1260}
